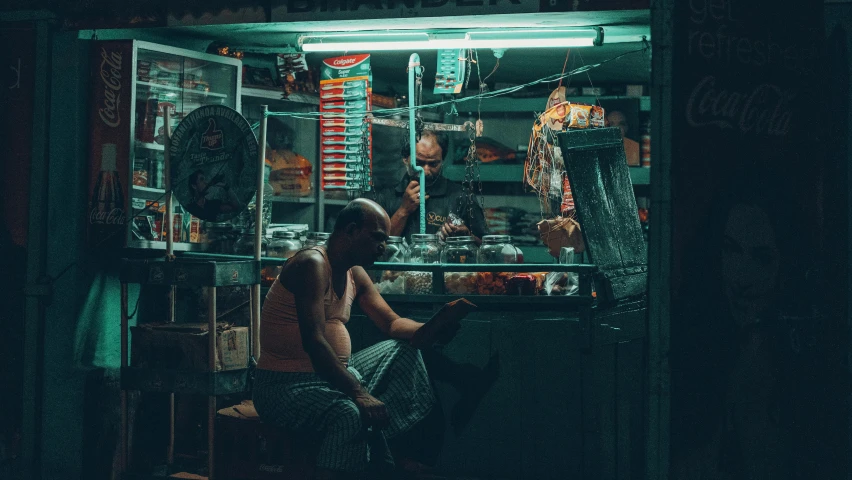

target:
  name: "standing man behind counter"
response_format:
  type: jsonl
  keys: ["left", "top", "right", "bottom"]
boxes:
{"left": 378, "top": 130, "right": 488, "bottom": 243}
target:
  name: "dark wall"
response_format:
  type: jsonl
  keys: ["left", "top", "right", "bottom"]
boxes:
{"left": 667, "top": 0, "right": 848, "bottom": 478}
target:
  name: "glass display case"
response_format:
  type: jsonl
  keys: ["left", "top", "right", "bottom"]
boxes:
{"left": 87, "top": 40, "right": 242, "bottom": 253}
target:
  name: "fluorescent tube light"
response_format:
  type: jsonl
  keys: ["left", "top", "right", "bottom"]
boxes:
{"left": 299, "top": 28, "right": 603, "bottom": 52}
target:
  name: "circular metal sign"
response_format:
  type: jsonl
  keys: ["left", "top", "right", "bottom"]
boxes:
{"left": 169, "top": 105, "right": 258, "bottom": 222}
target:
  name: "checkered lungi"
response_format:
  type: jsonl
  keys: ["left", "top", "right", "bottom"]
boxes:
{"left": 253, "top": 339, "right": 435, "bottom": 472}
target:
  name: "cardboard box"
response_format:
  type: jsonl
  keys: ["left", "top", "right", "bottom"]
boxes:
{"left": 131, "top": 323, "right": 248, "bottom": 372}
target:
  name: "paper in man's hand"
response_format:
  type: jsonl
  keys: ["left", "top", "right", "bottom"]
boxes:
{"left": 410, "top": 298, "right": 477, "bottom": 349}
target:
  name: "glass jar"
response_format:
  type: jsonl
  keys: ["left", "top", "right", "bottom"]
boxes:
{"left": 234, "top": 228, "right": 268, "bottom": 256}
{"left": 441, "top": 236, "right": 478, "bottom": 264}
{"left": 205, "top": 222, "right": 235, "bottom": 254}
{"left": 408, "top": 234, "right": 440, "bottom": 264}
{"left": 373, "top": 237, "right": 407, "bottom": 294}
{"left": 304, "top": 231, "right": 330, "bottom": 248}
{"left": 381, "top": 236, "right": 408, "bottom": 263}
{"left": 442, "top": 236, "right": 478, "bottom": 294}
{"left": 268, "top": 231, "right": 302, "bottom": 259}
{"left": 477, "top": 235, "right": 519, "bottom": 264}
{"left": 406, "top": 234, "right": 439, "bottom": 295}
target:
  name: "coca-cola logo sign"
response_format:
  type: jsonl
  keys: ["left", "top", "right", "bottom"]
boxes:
{"left": 98, "top": 48, "right": 123, "bottom": 128}
{"left": 89, "top": 207, "right": 126, "bottom": 226}
{"left": 686, "top": 75, "right": 794, "bottom": 137}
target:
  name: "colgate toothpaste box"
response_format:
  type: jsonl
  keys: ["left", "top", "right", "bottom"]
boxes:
{"left": 320, "top": 54, "right": 371, "bottom": 82}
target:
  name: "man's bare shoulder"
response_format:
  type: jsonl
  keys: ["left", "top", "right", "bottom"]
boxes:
{"left": 281, "top": 249, "right": 328, "bottom": 293}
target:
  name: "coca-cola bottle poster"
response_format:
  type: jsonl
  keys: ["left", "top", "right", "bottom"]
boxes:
{"left": 88, "top": 41, "right": 132, "bottom": 251}
{"left": 170, "top": 105, "right": 258, "bottom": 222}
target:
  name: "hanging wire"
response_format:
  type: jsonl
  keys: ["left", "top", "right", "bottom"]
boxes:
{"left": 262, "top": 45, "right": 646, "bottom": 122}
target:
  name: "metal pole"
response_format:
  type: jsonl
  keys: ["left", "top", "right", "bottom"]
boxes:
{"left": 120, "top": 282, "right": 129, "bottom": 472}
{"left": 254, "top": 106, "right": 268, "bottom": 361}
{"left": 207, "top": 286, "right": 217, "bottom": 480}
{"left": 163, "top": 106, "right": 177, "bottom": 466}
{"left": 407, "top": 54, "right": 426, "bottom": 234}
{"left": 164, "top": 109, "right": 174, "bottom": 256}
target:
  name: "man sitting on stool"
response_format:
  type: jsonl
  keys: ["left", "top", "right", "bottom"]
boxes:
{"left": 253, "top": 199, "right": 461, "bottom": 480}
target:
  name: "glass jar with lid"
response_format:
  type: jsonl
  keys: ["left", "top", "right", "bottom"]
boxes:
{"left": 406, "top": 233, "right": 440, "bottom": 295}
{"left": 304, "top": 231, "right": 330, "bottom": 248}
{"left": 233, "top": 228, "right": 268, "bottom": 256}
{"left": 380, "top": 236, "right": 408, "bottom": 263}
{"left": 374, "top": 236, "right": 408, "bottom": 294}
{"left": 205, "top": 222, "right": 235, "bottom": 254}
{"left": 441, "top": 236, "right": 478, "bottom": 264}
{"left": 442, "top": 236, "right": 478, "bottom": 294}
{"left": 477, "top": 235, "right": 519, "bottom": 264}
{"left": 408, "top": 234, "right": 440, "bottom": 264}
{"left": 268, "top": 231, "right": 303, "bottom": 259}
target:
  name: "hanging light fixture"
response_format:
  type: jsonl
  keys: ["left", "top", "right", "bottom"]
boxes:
{"left": 298, "top": 27, "right": 604, "bottom": 52}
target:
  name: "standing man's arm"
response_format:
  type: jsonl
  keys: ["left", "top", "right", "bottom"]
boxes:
{"left": 287, "top": 253, "right": 389, "bottom": 428}
{"left": 440, "top": 196, "right": 488, "bottom": 245}
{"left": 390, "top": 180, "right": 426, "bottom": 237}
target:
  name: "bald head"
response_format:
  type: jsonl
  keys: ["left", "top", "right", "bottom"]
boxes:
{"left": 330, "top": 198, "right": 390, "bottom": 267}
{"left": 334, "top": 198, "right": 390, "bottom": 233}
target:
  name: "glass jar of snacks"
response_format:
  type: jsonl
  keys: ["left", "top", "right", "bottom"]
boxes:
{"left": 268, "top": 230, "right": 302, "bottom": 259}
{"left": 407, "top": 233, "right": 440, "bottom": 295}
{"left": 373, "top": 236, "right": 408, "bottom": 294}
{"left": 233, "top": 228, "right": 268, "bottom": 256}
{"left": 441, "top": 236, "right": 478, "bottom": 264}
{"left": 381, "top": 236, "right": 408, "bottom": 263}
{"left": 477, "top": 235, "right": 518, "bottom": 264}
{"left": 304, "top": 231, "right": 330, "bottom": 248}
{"left": 205, "top": 222, "right": 235, "bottom": 254}
{"left": 409, "top": 234, "right": 440, "bottom": 264}
{"left": 442, "top": 236, "right": 477, "bottom": 294}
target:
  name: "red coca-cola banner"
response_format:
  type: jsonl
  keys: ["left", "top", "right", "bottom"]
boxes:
{"left": 88, "top": 40, "right": 133, "bottom": 252}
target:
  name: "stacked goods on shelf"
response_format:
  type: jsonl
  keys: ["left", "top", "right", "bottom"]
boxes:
{"left": 268, "top": 149, "right": 313, "bottom": 197}
{"left": 129, "top": 199, "right": 202, "bottom": 243}
{"left": 484, "top": 207, "right": 540, "bottom": 246}
{"left": 319, "top": 54, "right": 373, "bottom": 195}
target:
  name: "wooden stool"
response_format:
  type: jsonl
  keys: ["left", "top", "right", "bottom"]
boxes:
{"left": 216, "top": 401, "right": 317, "bottom": 480}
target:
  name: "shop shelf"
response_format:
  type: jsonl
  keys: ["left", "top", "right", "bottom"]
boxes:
{"left": 629, "top": 166, "right": 650, "bottom": 185}
{"left": 464, "top": 95, "right": 651, "bottom": 113}
{"left": 270, "top": 195, "right": 316, "bottom": 204}
{"left": 241, "top": 86, "right": 320, "bottom": 106}
{"left": 137, "top": 80, "right": 229, "bottom": 101}
{"left": 379, "top": 294, "right": 592, "bottom": 309}
{"left": 132, "top": 185, "right": 168, "bottom": 202}
{"left": 324, "top": 198, "right": 350, "bottom": 206}
{"left": 135, "top": 141, "right": 165, "bottom": 151}
{"left": 127, "top": 240, "right": 205, "bottom": 252}
{"left": 443, "top": 163, "right": 524, "bottom": 182}
{"left": 443, "top": 164, "right": 651, "bottom": 185}
{"left": 120, "top": 366, "right": 249, "bottom": 395}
